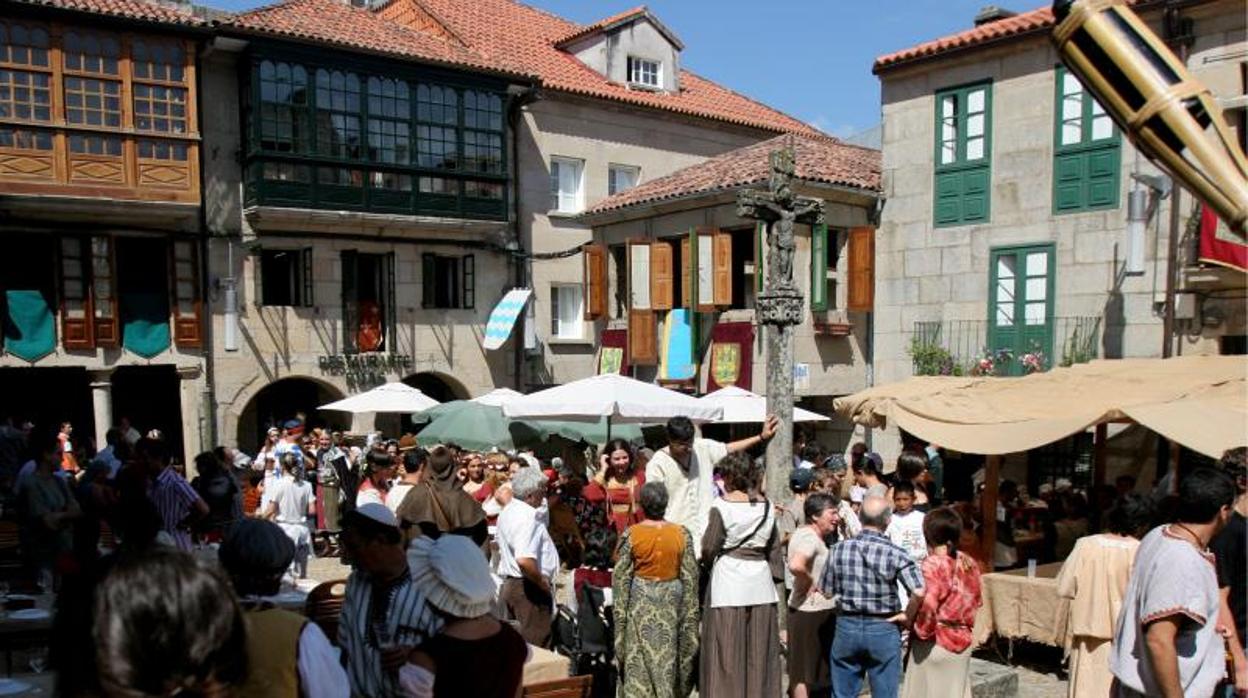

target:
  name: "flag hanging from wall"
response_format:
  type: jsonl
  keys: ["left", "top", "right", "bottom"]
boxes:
{"left": 598, "top": 329, "right": 628, "bottom": 375}
{"left": 706, "top": 322, "right": 754, "bottom": 392}
{"left": 483, "top": 288, "right": 532, "bottom": 350}
{"left": 1199, "top": 203, "right": 1248, "bottom": 272}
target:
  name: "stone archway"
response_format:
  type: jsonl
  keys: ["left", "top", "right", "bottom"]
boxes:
{"left": 402, "top": 371, "right": 470, "bottom": 402}
{"left": 235, "top": 376, "right": 348, "bottom": 453}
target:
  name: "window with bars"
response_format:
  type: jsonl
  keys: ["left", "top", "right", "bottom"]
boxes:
{"left": 258, "top": 61, "right": 311, "bottom": 154}
{"left": 1053, "top": 66, "right": 1121, "bottom": 213}
{"left": 933, "top": 81, "right": 992, "bottom": 227}
{"left": 315, "top": 69, "right": 362, "bottom": 160}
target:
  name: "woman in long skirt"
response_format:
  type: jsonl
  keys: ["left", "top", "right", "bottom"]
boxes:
{"left": 699, "top": 453, "right": 782, "bottom": 698}
{"left": 613, "top": 482, "right": 699, "bottom": 698}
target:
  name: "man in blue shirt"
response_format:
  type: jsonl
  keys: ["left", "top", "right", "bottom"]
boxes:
{"left": 820, "top": 494, "right": 925, "bottom": 698}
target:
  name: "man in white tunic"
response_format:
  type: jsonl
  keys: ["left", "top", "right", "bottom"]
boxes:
{"left": 645, "top": 414, "right": 778, "bottom": 552}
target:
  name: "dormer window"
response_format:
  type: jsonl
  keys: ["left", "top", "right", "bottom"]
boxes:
{"left": 627, "top": 57, "right": 661, "bottom": 89}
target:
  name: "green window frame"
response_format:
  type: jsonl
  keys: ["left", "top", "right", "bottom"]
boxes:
{"left": 987, "top": 244, "right": 1055, "bottom": 376}
{"left": 1052, "top": 65, "right": 1121, "bottom": 213}
{"left": 246, "top": 49, "right": 509, "bottom": 220}
{"left": 809, "top": 223, "right": 839, "bottom": 312}
{"left": 933, "top": 81, "right": 992, "bottom": 227}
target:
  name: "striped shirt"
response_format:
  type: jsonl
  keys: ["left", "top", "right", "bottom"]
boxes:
{"left": 339, "top": 568, "right": 443, "bottom": 698}
{"left": 149, "top": 467, "right": 200, "bottom": 551}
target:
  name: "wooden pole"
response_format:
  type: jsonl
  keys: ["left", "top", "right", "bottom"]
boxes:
{"left": 982, "top": 454, "right": 1002, "bottom": 568}
{"left": 1094, "top": 423, "right": 1108, "bottom": 488}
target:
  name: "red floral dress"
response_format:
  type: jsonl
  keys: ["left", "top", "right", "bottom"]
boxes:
{"left": 913, "top": 551, "right": 983, "bottom": 653}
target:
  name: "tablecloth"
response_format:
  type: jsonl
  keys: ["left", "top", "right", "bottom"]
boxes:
{"left": 523, "top": 644, "right": 571, "bottom": 685}
{"left": 973, "top": 562, "right": 1070, "bottom": 648}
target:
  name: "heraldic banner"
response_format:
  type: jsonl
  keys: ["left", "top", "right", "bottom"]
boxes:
{"left": 598, "top": 329, "right": 629, "bottom": 375}
{"left": 706, "top": 322, "right": 754, "bottom": 392}
{"left": 1199, "top": 203, "right": 1247, "bottom": 272}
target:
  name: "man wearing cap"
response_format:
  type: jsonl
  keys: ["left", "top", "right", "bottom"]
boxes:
{"left": 219, "top": 519, "right": 349, "bottom": 697}
{"left": 339, "top": 502, "right": 441, "bottom": 698}
{"left": 496, "top": 466, "right": 560, "bottom": 647}
{"left": 645, "top": 414, "right": 778, "bottom": 550}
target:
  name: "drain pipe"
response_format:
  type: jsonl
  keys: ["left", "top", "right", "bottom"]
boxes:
{"left": 507, "top": 84, "right": 540, "bottom": 391}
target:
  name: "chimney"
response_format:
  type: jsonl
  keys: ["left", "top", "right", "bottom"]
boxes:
{"left": 974, "top": 5, "right": 1017, "bottom": 26}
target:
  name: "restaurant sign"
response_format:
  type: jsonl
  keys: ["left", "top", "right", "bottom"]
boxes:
{"left": 318, "top": 354, "right": 413, "bottom": 391}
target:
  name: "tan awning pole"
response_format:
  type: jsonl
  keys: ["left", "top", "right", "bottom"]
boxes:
{"left": 982, "top": 454, "right": 1002, "bottom": 567}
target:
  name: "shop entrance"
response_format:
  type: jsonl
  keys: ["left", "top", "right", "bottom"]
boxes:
{"left": 236, "top": 378, "right": 347, "bottom": 453}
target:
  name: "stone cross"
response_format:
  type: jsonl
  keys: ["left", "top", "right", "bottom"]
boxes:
{"left": 737, "top": 142, "right": 825, "bottom": 504}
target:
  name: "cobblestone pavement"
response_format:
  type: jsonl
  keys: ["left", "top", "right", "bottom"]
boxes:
{"left": 307, "top": 555, "right": 1071, "bottom": 697}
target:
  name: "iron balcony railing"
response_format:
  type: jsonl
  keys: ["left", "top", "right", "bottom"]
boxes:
{"left": 909, "top": 316, "right": 1102, "bottom": 376}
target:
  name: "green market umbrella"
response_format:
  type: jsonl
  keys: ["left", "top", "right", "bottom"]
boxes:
{"left": 415, "top": 401, "right": 546, "bottom": 452}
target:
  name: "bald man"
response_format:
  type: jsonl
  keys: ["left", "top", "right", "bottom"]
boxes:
{"left": 819, "top": 494, "right": 925, "bottom": 698}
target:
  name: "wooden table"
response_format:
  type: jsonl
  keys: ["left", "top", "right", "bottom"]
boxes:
{"left": 0, "top": 596, "right": 54, "bottom": 677}
{"left": 0, "top": 673, "right": 53, "bottom": 695}
{"left": 523, "top": 644, "right": 571, "bottom": 685}
{"left": 973, "top": 562, "right": 1069, "bottom": 649}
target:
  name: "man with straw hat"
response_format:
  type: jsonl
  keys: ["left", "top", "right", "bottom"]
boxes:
{"left": 218, "top": 519, "right": 348, "bottom": 697}
{"left": 399, "top": 535, "right": 529, "bottom": 697}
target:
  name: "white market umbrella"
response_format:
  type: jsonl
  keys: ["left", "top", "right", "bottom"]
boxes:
{"left": 503, "top": 373, "right": 722, "bottom": 424}
{"left": 471, "top": 388, "right": 525, "bottom": 407}
{"left": 319, "top": 382, "right": 441, "bottom": 414}
{"left": 698, "top": 386, "right": 830, "bottom": 423}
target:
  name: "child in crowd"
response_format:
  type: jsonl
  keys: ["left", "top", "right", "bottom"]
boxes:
{"left": 887, "top": 480, "right": 927, "bottom": 561}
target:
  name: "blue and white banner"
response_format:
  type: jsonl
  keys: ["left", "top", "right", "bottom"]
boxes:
{"left": 483, "top": 288, "right": 533, "bottom": 350}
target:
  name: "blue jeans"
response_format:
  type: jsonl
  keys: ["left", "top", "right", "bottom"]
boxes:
{"left": 830, "top": 615, "right": 902, "bottom": 698}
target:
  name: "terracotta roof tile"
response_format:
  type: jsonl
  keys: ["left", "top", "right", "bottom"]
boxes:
{"left": 551, "top": 5, "right": 648, "bottom": 47}
{"left": 225, "top": 0, "right": 533, "bottom": 79}
{"left": 874, "top": 6, "right": 1054, "bottom": 73}
{"left": 584, "top": 132, "right": 881, "bottom": 216}
{"left": 395, "top": 0, "right": 820, "bottom": 135}
{"left": 7, "top": 0, "right": 207, "bottom": 26}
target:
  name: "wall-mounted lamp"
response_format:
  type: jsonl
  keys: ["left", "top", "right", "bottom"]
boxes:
{"left": 1125, "top": 173, "right": 1170, "bottom": 276}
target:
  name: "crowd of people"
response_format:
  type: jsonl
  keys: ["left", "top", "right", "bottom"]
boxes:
{"left": 0, "top": 410, "right": 1243, "bottom": 698}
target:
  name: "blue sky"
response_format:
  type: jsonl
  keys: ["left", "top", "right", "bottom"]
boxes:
{"left": 208, "top": 0, "right": 1020, "bottom": 138}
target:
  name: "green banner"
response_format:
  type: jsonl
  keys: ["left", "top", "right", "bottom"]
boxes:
{"left": 122, "top": 292, "right": 171, "bottom": 358}
{"left": 3, "top": 289, "right": 55, "bottom": 362}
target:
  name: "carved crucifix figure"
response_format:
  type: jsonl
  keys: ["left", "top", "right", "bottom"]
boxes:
{"left": 736, "top": 142, "right": 825, "bottom": 504}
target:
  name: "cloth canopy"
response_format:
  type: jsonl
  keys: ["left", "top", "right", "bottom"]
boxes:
{"left": 319, "top": 382, "right": 440, "bottom": 414}
{"left": 834, "top": 356, "right": 1247, "bottom": 458}
{"left": 502, "top": 373, "right": 722, "bottom": 424}
{"left": 699, "top": 386, "right": 829, "bottom": 423}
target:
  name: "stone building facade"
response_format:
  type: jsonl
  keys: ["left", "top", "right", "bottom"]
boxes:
{"left": 872, "top": 0, "right": 1246, "bottom": 468}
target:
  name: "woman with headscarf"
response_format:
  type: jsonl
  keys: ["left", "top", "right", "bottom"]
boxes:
{"left": 395, "top": 446, "right": 487, "bottom": 546}
{"left": 614, "top": 481, "right": 699, "bottom": 698}
{"left": 218, "top": 519, "right": 349, "bottom": 697}
{"left": 401, "top": 535, "right": 529, "bottom": 697}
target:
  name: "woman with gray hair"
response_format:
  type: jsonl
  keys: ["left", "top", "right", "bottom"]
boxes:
{"left": 699, "top": 452, "right": 782, "bottom": 697}
{"left": 613, "top": 481, "right": 700, "bottom": 697}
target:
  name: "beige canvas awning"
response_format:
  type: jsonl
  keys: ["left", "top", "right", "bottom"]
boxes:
{"left": 834, "top": 356, "right": 1248, "bottom": 458}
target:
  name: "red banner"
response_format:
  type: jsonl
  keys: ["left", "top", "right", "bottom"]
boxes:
{"left": 706, "top": 322, "right": 754, "bottom": 392}
{"left": 1199, "top": 203, "right": 1247, "bottom": 272}
{"left": 598, "top": 329, "right": 628, "bottom": 375}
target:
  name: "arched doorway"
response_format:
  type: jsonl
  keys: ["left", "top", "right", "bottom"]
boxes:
{"left": 236, "top": 377, "right": 347, "bottom": 453}
{"left": 380, "top": 372, "right": 471, "bottom": 436}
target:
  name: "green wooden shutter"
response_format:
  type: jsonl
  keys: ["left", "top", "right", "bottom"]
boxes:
{"left": 461, "top": 254, "right": 475, "bottom": 309}
{"left": 341, "top": 250, "right": 358, "bottom": 353}
{"left": 934, "top": 82, "right": 992, "bottom": 227}
{"left": 1052, "top": 66, "right": 1121, "bottom": 214}
{"left": 810, "top": 222, "right": 828, "bottom": 311}
{"left": 422, "top": 253, "right": 436, "bottom": 309}
{"left": 988, "top": 245, "right": 1055, "bottom": 375}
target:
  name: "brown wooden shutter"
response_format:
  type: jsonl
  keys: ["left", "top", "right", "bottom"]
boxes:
{"left": 650, "top": 241, "right": 673, "bottom": 311}
{"left": 59, "top": 237, "right": 93, "bottom": 350}
{"left": 582, "top": 244, "right": 607, "bottom": 320}
{"left": 628, "top": 309, "right": 657, "bottom": 365}
{"left": 171, "top": 239, "right": 203, "bottom": 348}
{"left": 91, "top": 236, "right": 119, "bottom": 347}
{"left": 713, "top": 230, "right": 732, "bottom": 308}
{"left": 847, "top": 226, "right": 875, "bottom": 312}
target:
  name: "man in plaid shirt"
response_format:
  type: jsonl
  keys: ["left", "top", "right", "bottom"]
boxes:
{"left": 820, "top": 494, "right": 925, "bottom": 698}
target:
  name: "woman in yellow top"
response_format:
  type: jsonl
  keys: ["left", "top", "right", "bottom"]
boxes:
{"left": 613, "top": 481, "right": 700, "bottom": 698}
{"left": 1055, "top": 493, "right": 1152, "bottom": 698}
